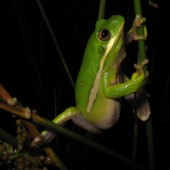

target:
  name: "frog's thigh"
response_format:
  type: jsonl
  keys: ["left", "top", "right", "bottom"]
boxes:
{"left": 42, "top": 107, "right": 80, "bottom": 141}
{"left": 53, "top": 107, "right": 101, "bottom": 133}
{"left": 72, "top": 112, "right": 101, "bottom": 134}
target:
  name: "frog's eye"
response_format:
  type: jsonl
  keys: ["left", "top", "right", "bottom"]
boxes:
{"left": 98, "top": 28, "right": 111, "bottom": 41}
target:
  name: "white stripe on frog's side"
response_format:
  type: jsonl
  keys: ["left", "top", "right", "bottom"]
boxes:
{"left": 86, "top": 21, "right": 125, "bottom": 113}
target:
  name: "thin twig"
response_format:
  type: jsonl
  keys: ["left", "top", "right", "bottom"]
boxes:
{"left": 133, "top": 0, "right": 154, "bottom": 170}
{"left": 36, "top": 0, "right": 75, "bottom": 89}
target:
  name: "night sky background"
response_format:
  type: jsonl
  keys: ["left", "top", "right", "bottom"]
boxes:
{"left": 0, "top": 0, "right": 170, "bottom": 170}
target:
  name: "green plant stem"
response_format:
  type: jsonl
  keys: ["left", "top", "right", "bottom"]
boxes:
{"left": 98, "top": 0, "right": 106, "bottom": 19}
{"left": 0, "top": 128, "right": 18, "bottom": 148}
{"left": 32, "top": 113, "right": 146, "bottom": 170}
{"left": 133, "top": 1, "right": 154, "bottom": 170}
{"left": 133, "top": 0, "right": 147, "bottom": 72}
{"left": 146, "top": 118, "right": 154, "bottom": 170}
{"left": 0, "top": 100, "right": 146, "bottom": 169}
{"left": 132, "top": 93, "right": 138, "bottom": 170}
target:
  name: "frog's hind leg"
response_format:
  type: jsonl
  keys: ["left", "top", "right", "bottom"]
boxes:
{"left": 72, "top": 111, "right": 101, "bottom": 134}
{"left": 41, "top": 107, "right": 100, "bottom": 143}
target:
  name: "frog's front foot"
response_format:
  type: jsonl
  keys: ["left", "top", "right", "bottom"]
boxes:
{"left": 7, "top": 97, "right": 17, "bottom": 106}
{"left": 132, "top": 15, "right": 147, "bottom": 41}
{"left": 131, "top": 59, "right": 149, "bottom": 89}
{"left": 134, "top": 59, "right": 149, "bottom": 74}
{"left": 125, "top": 15, "right": 147, "bottom": 45}
{"left": 134, "top": 15, "right": 146, "bottom": 28}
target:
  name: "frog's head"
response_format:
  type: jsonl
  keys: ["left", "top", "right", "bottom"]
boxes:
{"left": 94, "top": 15, "right": 125, "bottom": 70}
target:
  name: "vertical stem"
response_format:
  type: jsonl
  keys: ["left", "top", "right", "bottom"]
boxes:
{"left": 146, "top": 118, "right": 154, "bottom": 170}
{"left": 132, "top": 93, "right": 138, "bottom": 170}
{"left": 0, "top": 128, "right": 18, "bottom": 148}
{"left": 133, "top": 0, "right": 147, "bottom": 72}
{"left": 133, "top": 0, "right": 154, "bottom": 170}
{"left": 98, "top": 0, "right": 106, "bottom": 19}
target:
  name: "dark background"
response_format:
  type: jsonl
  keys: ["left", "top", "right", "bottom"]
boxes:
{"left": 0, "top": 0, "right": 169, "bottom": 169}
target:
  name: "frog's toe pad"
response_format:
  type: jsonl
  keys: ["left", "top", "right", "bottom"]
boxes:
{"left": 7, "top": 97, "right": 17, "bottom": 105}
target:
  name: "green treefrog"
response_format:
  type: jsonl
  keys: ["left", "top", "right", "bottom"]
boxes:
{"left": 42, "top": 15, "right": 150, "bottom": 142}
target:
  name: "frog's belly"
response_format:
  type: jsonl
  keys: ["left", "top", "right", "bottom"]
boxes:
{"left": 86, "top": 98, "right": 121, "bottom": 130}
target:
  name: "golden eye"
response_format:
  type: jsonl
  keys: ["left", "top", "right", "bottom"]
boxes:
{"left": 98, "top": 28, "right": 111, "bottom": 41}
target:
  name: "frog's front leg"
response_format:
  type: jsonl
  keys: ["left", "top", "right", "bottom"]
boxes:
{"left": 41, "top": 107, "right": 100, "bottom": 142}
{"left": 103, "top": 59, "right": 149, "bottom": 98}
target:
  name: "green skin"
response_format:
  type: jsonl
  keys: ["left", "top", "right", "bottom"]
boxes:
{"left": 42, "top": 15, "right": 149, "bottom": 141}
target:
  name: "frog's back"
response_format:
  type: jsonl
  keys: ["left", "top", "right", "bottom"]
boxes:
{"left": 75, "top": 40, "right": 100, "bottom": 113}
